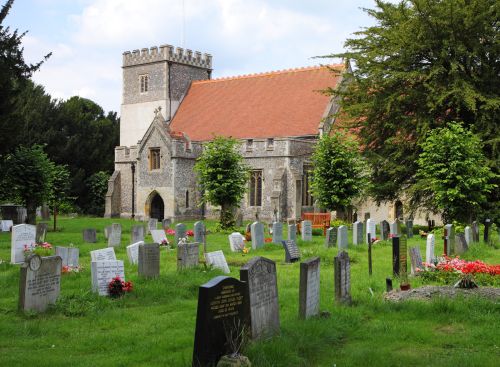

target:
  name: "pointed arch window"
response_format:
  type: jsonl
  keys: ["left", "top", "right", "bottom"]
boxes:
{"left": 249, "top": 170, "right": 262, "bottom": 207}
{"left": 149, "top": 148, "right": 160, "bottom": 170}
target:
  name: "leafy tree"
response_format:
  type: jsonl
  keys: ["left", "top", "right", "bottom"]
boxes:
{"left": 415, "top": 122, "right": 496, "bottom": 223}
{"left": 194, "top": 136, "right": 249, "bottom": 230}
{"left": 310, "top": 131, "right": 368, "bottom": 212}
{"left": 48, "top": 164, "right": 71, "bottom": 230}
{"left": 326, "top": 0, "right": 499, "bottom": 210}
{"left": 85, "top": 171, "right": 110, "bottom": 216}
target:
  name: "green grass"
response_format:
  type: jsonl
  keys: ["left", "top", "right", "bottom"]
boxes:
{"left": 0, "top": 217, "right": 499, "bottom": 367}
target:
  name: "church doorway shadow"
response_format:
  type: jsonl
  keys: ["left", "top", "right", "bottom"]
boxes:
{"left": 146, "top": 192, "right": 165, "bottom": 221}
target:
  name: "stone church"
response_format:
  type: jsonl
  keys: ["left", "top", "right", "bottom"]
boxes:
{"left": 105, "top": 44, "right": 437, "bottom": 225}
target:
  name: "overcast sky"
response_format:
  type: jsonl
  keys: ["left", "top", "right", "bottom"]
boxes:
{"left": 6, "top": 0, "right": 380, "bottom": 114}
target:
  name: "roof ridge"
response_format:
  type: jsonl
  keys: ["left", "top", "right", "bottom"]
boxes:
{"left": 193, "top": 64, "right": 344, "bottom": 84}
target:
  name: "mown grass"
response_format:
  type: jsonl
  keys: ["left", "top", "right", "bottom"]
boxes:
{"left": 0, "top": 217, "right": 499, "bottom": 367}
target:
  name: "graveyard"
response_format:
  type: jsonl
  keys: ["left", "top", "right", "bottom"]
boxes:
{"left": 0, "top": 216, "right": 499, "bottom": 367}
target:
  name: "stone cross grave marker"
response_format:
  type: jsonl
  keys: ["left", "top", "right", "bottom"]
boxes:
{"left": 409, "top": 247, "right": 423, "bottom": 275}
{"left": 194, "top": 221, "right": 205, "bottom": 244}
{"left": 205, "top": 250, "right": 230, "bottom": 274}
{"left": 175, "top": 223, "right": 187, "bottom": 246}
{"left": 1, "top": 219, "right": 13, "bottom": 232}
{"left": 390, "top": 221, "right": 399, "bottom": 237}
{"left": 240, "top": 257, "right": 280, "bottom": 339}
{"left": 301, "top": 220, "right": 313, "bottom": 241}
{"left": 325, "top": 226, "right": 337, "bottom": 248}
{"left": 228, "top": 232, "right": 245, "bottom": 252}
{"left": 444, "top": 224, "right": 455, "bottom": 256}
{"left": 299, "top": 257, "right": 320, "bottom": 319}
{"left": 464, "top": 226, "right": 472, "bottom": 246}
{"left": 138, "top": 243, "right": 160, "bottom": 278}
{"left": 104, "top": 225, "right": 111, "bottom": 239}
{"left": 337, "top": 225, "right": 348, "bottom": 250}
{"left": 272, "top": 222, "right": 283, "bottom": 243}
{"left": 282, "top": 240, "right": 301, "bottom": 263}
{"left": 55, "top": 246, "right": 79, "bottom": 267}
{"left": 90, "top": 247, "right": 116, "bottom": 262}
{"left": 366, "top": 219, "right": 376, "bottom": 243}
{"left": 83, "top": 228, "right": 97, "bottom": 243}
{"left": 162, "top": 218, "right": 171, "bottom": 230}
{"left": 288, "top": 224, "right": 297, "bottom": 242}
{"left": 177, "top": 242, "right": 199, "bottom": 270}
{"left": 353, "top": 221, "right": 363, "bottom": 245}
{"left": 455, "top": 233, "right": 469, "bottom": 255}
{"left": 426, "top": 234, "right": 435, "bottom": 264}
{"left": 126, "top": 241, "right": 144, "bottom": 265}
{"left": 19, "top": 255, "right": 62, "bottom": 312}
{"left": 91, "top": 260, "right": 125, "bottom": 296}
{"left": 380, "top": 220, "right": 390, "bottom": 241}
{"left": 11, "top": 224, "right": 36, "bottom": 264}
{"left": 251, "top": 221, "right": 264, "bottom": 249}
{"left": 107, "top": 223, "right": 122, "bottom": 247}
{"left": 405, "top": 219, "right": 414, "bottom": 238}
{"left": 472, "top": 221, "right": 479, "bottom": 243}
{"left": 130, "top": 225, "right": 145, "bottom": 244}
{"left": 334, "top": 251, "right": 351, "bottom": 305}
{"left": 148, "top": 218, "right": 158, "bottom": 234}
{"left": 151, "top": 229, "right": 168, "bottom": 245}
{"left": 192, "top": 276, "right": 249, "bottom": 367}
{"left": 35, "top": 223, "right": 48, "bottom": 243}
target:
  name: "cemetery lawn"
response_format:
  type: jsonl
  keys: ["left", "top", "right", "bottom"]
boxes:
{"left": 1, "top": 217, "right": 499, "bottom": 367}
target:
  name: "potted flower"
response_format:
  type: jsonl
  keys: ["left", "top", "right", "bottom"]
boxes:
{"left": 108, "top": 277, "right": 133, "bottom": 298}
{"left": 23, "top": 242, "right": 53, "bottom": 258}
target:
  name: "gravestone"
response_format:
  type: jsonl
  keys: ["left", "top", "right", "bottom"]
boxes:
{"left": 228, "top": 232, "right": 245, "bottom": 252}
{"left": 368, "top": 233, "right": 372, "bottom": 276}
{"left": 272, "top": 222, "right": 283, "bottom": 244}
{"left": 444, "top": 224, "right": 455, "bottom": 255}
{"left": 177, "top": 242, "right": 199, "bottom": 270}
{"left": 151, "top": 229, "right": 168, "bottom": 244}
{"left": 83, "top": 228, "right": 97, "bottom": 243}
{"left": 91, "top": 260, "right": 125, "bottom": 296}
{"left": 107, "top": 223, "right": 122, "bottom": 247}
{"left": 472, "top": 221, "right": 479, "bottom": 243}
{"left": 484, "top": 219, "right": 491, "bottom": 243}
{"left": 162, "top": 218, "right": 171, "bottom": 230}
{"left": 325, "top": 226, "right": 337, "bottom": 248}
{"left": 175, "top": 223, "right": 187, "bottom": 246}
{"left": 455, "top": 234, "right": 469, "bottom": 255}
{"left": 380, "top": 220, "right": 390, "bottom": 241}
{"left": 130, "top": 225, "right": 145, "bottom": 244}
{"left": 426, "top": 234, "right": 435, "bottom": 264}
{"left": 1, "top": 219, "right": 14, "bottom": 232}
{"left": 390, "top": 221, "right": 399, "bottom": 237}
{"left": 126, "top": 241, "right": 144, "bottom": 265}
{"left": 138, "top": 243, "right": 160, "bottom": 278}
{"left": 337, "top": 225, "right": 348, "bottom": 250}
{"left": 35, "top": 223, "right": 48, "bottom": 243}
{"left": 148, "top": 218, "right": 158, "bottom": 233}
{"left": 194, "top": 221, "right": 205, "bottom": 244}
{"left": 299, "top": 257, "right": 320, "bottom": 319}
{"left": 392, "top": 236, "right": 400, "bottom": 276}
{"left": 396, "top": 219, "right": 402, "bottom": 236}
{"left": 55, "top": 246, "right": 79, "bottom": 267}
{"left": 192, "top": 276, "right": 249, "bottom": 367}
{"left": 409, "top": 247, "right": 423, "bottom": 275}
{"left": 386, "top": 278, "right": 393, "bottom": 292}
{"left": 464, "top": 226, "right": 472, "bottom": 245}
{"left": 282, "top": 240, "right": 301, "bottom": 263}
{"left": 104, "top": 225, "right": 111, "bottom": 239}
{"left": 11, "top": 224, "right": 36, "bottom": 264}
{"left": 366, "top": 219, "right": 376, "bottom": 243}
{"left": 251, "top": 222, "right": 264, "bottom": 249}
{"left": 205, "top": 250, "right": 230, "bottom": 274}
{"left": 288, "top": 224, "right": 297, "bottom": 242}
{"left": 240, "top": 257, "right": 280, "bottom": 339}
{"left": 301, "top": 220, "right": 312, "bottom": 241}
{"left": 19, "top": 255, "right": 62, "bottom": 312}
{"left": 405, "top": 219, "right": 414, "bottom": 238}
{"left": 352, "top": 221, "right": 363, "bottom": 245}
{"left": 90, "top": 247, "right": 116, "bottom": 262}
{"left": 334, "top": 251, "right": 351, "bottom": 304}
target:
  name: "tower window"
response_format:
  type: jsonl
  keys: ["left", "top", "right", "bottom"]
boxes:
{"left": 140, "top": 74, "right": 149, "bottom": 93}
{"left": 246, "top": 139, "right": 253, "bottom": 151}
{"left": 149, "top": 148, "right": 160, "bottom": 170}
{"left": 249, "top": 170, "right": 262, "bottom": 207}
{"left": 266, "top": 138, "right": 274, "bottom": 150}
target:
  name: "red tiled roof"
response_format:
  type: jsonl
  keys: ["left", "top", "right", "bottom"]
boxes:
{"left": 169, "top": 65, "right": 344, "bottom": 141}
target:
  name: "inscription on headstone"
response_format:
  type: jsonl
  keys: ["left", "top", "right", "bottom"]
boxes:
{"left": 107, "top": 223, "right": 122, "bottom": 247}
{"left": 288, "top": 224, "right": 297, "bottom": 242}
{"left": 83, "top": 228, "right": 97, "bottom": 243}
{"left": 334, "top": 251, "right": 351, "bottom": 304}
{"left": 175, "top": 223, "right": 187, "bottom": 246}
{"left": 177, "top": 242, "right": 199, "bottom": 270}
{"left": 126, "top": 241, "right": 144, "bottom": 265}
{"left": 55, "top": 246, "right": 79, "bottom": 267}
{"left": 130, "top": 225, "right": 145, "bottom": 244}
{"left": 352, "top": 221, "right": 363, "bottom": 245}
{"left": 272, "top": 222, "right": 283, "bottom": 244}
{"left": 194, "top": 221, "right": 205, "bottom": 244}
{"left": 90, "top": 247, "right": 116, "bottom": 262}
{"left": 301, "top": 220, "right": 312, "bottom": 241}
{"left": 205, "top": 250, "right": 230, "bottom": 274}
{"left": 409, "top": 247, "right": 423, "bottom": 274}
{"left": 337, "top": 225, "right": 348, "bottom": 250}
{"left": 11, "top": 224, "right": 36, "bottom": 264}
{"left": 325, "top": 226, "right": 337, "bottom": 248}
{"left": 35, "top": 223, "right": 48, "bottom": 243}
{"left": 399, "top": 236, "right": 408, "bottom": 279}
{"left": 299, "top": 257, "right": 320, "bottom": 319}
{"left": 251, "top": 222, "right": 264, "bottom": 249}
{"left": 138, "top": 243, "right": 160, "bottom": 278}
{"left": 426, "top": 234, "right": 435, "bottom": 264}
{"left": 1, "top": 219, "right": 14, "bottom": 232}
{"left": 282, "top": 240, "right": 301, "bottom": 263}
{"left": 228, "top": 232, "right": 245, "bottom": 252}
{"left": 91, "top": 260, "right": 125, "bottom": 296}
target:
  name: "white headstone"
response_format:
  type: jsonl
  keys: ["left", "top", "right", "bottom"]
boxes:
{"left": 228, "top": 232, "right": 245, "bottom": 252}
{"left": 390, "top": 221, "right": 398, "bottom": 236}
{"left": 107, "top": 223, "right": 122, "bottom": 247}
{"left": 90, "top": 247, "right": 117, "bottom": 262}
{"left": 272, "top": 222, "right": 283, "bottom": 243}
{"left": 426, "top": 234, "right": 435, "bottom": 264}
{"left": 352, "top": 221, "right": 363, "bottom": 245}
{"left": 55, "top": 246, "right": 79, "bottom": 267}
{"left": 366, "top": 219, "right": 376, "bottom": 243}
{"left": 91, "top": 260, "right": 125, "bottom": 296}
{"left": 251, "top": 222, "right": 264, "bottom": 249}
{"left": 1, "top": 219, "right": 13, "bottom": 232}
{"left": 150, "top": 229, "right": 168, "bottom": 244}
{"left": 464, "top": 226, "right": 472, "bottom": 246}
{"left": 126, "top": 241, "right": 144, "bottom": 264}
{"left": 337, "top": 225, "right": 348, "bottom": 249}
{"left": 301, "top": 220, "right": 312, "bottom": 241}
{"left": 11, "top": 224, "right": 36, "bottom": 264}
{"left": 205, "top": 250, "right": 230, "bottom": 274}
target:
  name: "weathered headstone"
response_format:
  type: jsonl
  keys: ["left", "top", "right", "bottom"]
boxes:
{"left": 272, "top": 222, "right": 283, "bottom": 244}
{"left": 426, "top": 234, "right": 435, "bottom": 264}
{"left": 107, "top": 223, "right": 122, "bottom": 247}
{"left": 334, "top": 251, "right": 351, "bottom": 304}
{"left": 472, "top": 221, "right": 479, "bottom": 243}
{"left": 19, "top": 255, "right": 62, "bottom": 312}
{"left": 55, "top": 246, "right": 79, "bottom": 267}
{"left": 301, "top": 220, "right": 312, "bottom": 241}
{"left": 444, "top": 224, "right": 455, "bottom": 256}
{"left": 162, "top": 218, "right": 171, "bottom": 230}
{"left": 91, "top": 260, "right": 125, "bottom": 296}
{"left": 240, "top": 257, "right": 280, "bottom": 339}
{"left": 194, "top": 221, "right": 205, "bottom": 244}
{"left": 337, "top": 225, "right": 348, "bottom": 250}
{"left": 352, "top": 221, "right": 363, "bottom": 245}
{"left": 1, "top": 219, "right": 14, "bottom": 232}
{"left": 130, "top": 225, "right": 145, "bottom": 244}
{"left": 380, "top": 220, "right": 390, "bottom": 241}
{"left": 90, "top": 247, "right": 116, "bottom": 262}
{"left": 138, "top": 243, "right": 160, "bottom": 278}
{"left": 11, "top": 224, "right": 36, "bottom": 264}
{"left": 288, "top": 224, "right": 297, "bottom": 242}
{"left": 390, "top": 221, "right": 398, "bottom": 237}
{"left": 366, "top": 219, "right": 376, "bottom": 243}
{"left": 455, "top": 233, "right": 469, "bottom": 255}
{"left": 126, "top": 241, "right": 144, "bottom": 265}
{"left": 205, "top": 250, "right": 230, "bottom": 274}
{"left": 35, "top": 223, "right": 48, "bottom": 243}
{"left": 251, "top": 221, "right": 264, "bottom": 249}
{"left": 299, "top": 257, "right": 320, "bottom": 319}
{"left": 148, "top": 218, "right": 158, "bottom": 233}
{"left": 177, "top": 242, "right": 199, "bottom": 270}
{"left": 228, "top": 232, "right": 245, "bottom": 252}
{"left": 151, "top": 229, "right": 168, "bottom": 244}
{"left": 104, "top": 225, "right": 111, "bottom": 239}
{"left": 175, "top": 223, "right": 187, "bottom": 246}
{"left": 392, "top": 236, "right": 400, "bottom": 276}
{"left": 464, "top": 226, "right": 472, "bottom": 246}
{"left": 325, "top": 226, "right": 337, "bottom": 248}
{"left": 409, "top": 247, "right": 423, "bottom": 275}
{"left": 83, "top": 228, "right": 97, "bottom": 243}
{"left": 192, "top": 276, "right": 249, "bottom": 367}
{"left": 282, "top": 240, "right": 301, "bottom": 263}
{"left": 405, "top": 219, "right": 414, "bottom": 238}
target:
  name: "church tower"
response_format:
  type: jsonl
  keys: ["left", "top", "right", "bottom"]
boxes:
{"left": 120, "top": 45, "right": 212, "bottom": 146}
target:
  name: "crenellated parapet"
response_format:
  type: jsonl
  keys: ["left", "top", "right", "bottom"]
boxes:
{"left": 122, "top": 44, "right": 212, "bottom": 69}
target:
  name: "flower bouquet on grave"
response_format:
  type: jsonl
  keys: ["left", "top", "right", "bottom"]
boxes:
{"left": 186, "top": 229, "right": 194, "bottom": 237}
{"left": 23, "top": 242, "right": 52, "bottom": 258}
{"left": 165, "top": 228, "right": 175, "bottom": 235}
{"left": 62, "top": 265, "right": 82, "bottom": 274}
{"left": 264, "top": 237, "right": 272, "bottom": 243}
{"left": 108, "top": 277, "right": 133, "bottom": 298}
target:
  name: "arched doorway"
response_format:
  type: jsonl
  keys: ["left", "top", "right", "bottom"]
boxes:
{"left": 394, "top": 200, "right": 404, "bottom": 220}
{"left": 150, "top": 193, "right": 164, "bottom": 221}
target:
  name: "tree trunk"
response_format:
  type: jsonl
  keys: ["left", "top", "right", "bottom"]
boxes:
{"left": 220, "top": 203, "right": 235, "bottom": 230}
{"left": 26, "top": 203, "right": 36, "bottom": 225}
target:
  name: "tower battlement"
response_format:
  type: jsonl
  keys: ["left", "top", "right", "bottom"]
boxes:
{"left": 122, "top": 44, "right": 212, "bottom": 69}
